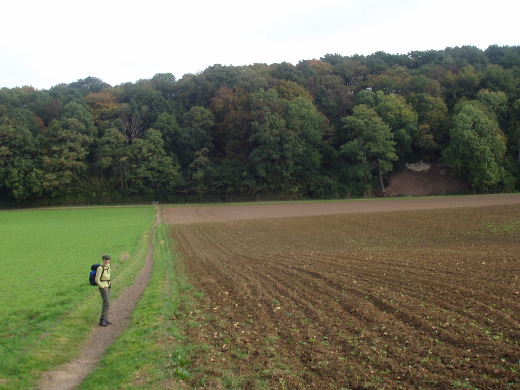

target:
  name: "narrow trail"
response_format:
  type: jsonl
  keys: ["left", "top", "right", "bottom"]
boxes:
{"left": 38, "top": 207, "right": 161, "bottom": 390}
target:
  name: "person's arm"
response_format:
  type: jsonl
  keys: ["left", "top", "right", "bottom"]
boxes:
{"left": 95, "top": 266, "right": 104, "bottom": 288}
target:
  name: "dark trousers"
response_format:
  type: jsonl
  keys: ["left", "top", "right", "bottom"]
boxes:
{"left": 99, "top": 287, "right": 110, "bottom": 321}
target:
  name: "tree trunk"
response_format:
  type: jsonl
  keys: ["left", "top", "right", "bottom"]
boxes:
{"left": 379, "top": 168, "right": 386, "bottom": 194}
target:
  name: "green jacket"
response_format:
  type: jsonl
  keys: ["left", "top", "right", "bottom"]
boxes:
{"left": 95, "top": 264, "right": 111, "bottom": 288}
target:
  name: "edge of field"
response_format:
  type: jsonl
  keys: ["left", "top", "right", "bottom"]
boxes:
{"left": 162, "top": 193, "right": 520, "bottom": 224}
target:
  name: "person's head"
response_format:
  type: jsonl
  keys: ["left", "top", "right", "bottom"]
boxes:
{"left": 102, "top": 255, "right": 111, "bottom": 263}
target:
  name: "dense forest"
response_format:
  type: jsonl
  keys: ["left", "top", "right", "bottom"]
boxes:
{"left": 1, "top": 45, "right": 519, "bottom": 206}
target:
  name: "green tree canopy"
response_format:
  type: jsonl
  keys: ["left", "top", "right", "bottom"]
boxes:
{"left": 340, "top": 105, "right": 398, "bottom": 194}
{"left": 38, "top": 119, "right": 92, "bottom": 197}
{"left": 125, "top": 128, "right": 179, "bottom": 198}
{"left": 374, "top": 92, "right": 418, "bottom": 159}
{"left": 1, "top": 45, "right": 519, "bottom": 204}
{"left": 443, "top": 102, "right": 507, "bottom": 192}
{"left": 0, "top": 117, "right": 43, "bottom": 201}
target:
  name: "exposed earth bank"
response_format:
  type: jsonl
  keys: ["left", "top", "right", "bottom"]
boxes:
{"left": 385, "top": 162, "right": 472, "bottom": 197}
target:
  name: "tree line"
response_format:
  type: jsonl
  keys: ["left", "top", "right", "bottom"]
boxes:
{"left": 0, "top": 45, "right": 519, "bottom": 205}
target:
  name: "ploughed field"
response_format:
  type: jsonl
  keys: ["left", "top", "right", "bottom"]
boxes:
{"left": 162, "top": 199, "right": 519, "bottom": 389}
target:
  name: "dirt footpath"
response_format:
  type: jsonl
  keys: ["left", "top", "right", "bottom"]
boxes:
{"left": 38, "top": 207, "right": 161, "bottom": 390}
{"left": 163, "top": 194, "right": 520, "bottom": 224}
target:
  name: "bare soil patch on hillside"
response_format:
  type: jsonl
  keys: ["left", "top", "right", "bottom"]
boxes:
{"left": 163, "top": 197, "right": 520, "bottom": 389}
{"left": 385, "top": 163, "right": 472, "bottom": 197}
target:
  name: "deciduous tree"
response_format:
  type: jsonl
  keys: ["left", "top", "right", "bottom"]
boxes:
{"left": 125, "top": 128, "right": 179, "bottom": 198}
{"left": 39, "top": 120, "right": 92, "bottom": 197}
{"left": 443, "top": 102, "right": 506, "bottom": 191}
{"left": 0, "top": 117, "right": 43, "bottom": 201}
{"left": 375, "top": 92, "right": 418, "bottom": 159}
{"left": 340, "top": 105, "right": 397, "bottom": 194}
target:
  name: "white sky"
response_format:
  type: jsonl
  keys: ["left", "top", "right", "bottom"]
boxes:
{"left": 1, "top": 0, "right": 518, "bottom": 90}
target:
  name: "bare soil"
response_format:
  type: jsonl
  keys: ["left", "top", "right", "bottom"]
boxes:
{"left": 37, "top": 207, "right": 161, "bottom": 390}
{"left": 385, "top": 163, "right": 472, "bottom": 197}
{"left": 166, "top": 194, "right": 520, "bottom": 224}
{"left": 162, "top": 195, "right": 520, "bottom": 389}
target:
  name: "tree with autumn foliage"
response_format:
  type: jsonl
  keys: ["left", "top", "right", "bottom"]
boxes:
{"left": 0, "top": 45, "right": 519, "bottom": 205}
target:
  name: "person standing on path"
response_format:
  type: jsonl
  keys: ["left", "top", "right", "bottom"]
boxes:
{"left": 96, "top": 255, "right": 112, "bottom": 326}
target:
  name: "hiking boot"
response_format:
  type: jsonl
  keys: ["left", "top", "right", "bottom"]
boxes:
{"left": 99, "top": 320, "right": 109, "bottom": 326}
{"left": 105, "top": 320, "right": 112, "bottom": 325}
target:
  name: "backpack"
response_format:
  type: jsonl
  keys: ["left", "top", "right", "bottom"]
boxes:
{"left": 89, "top": 264, "right": 104, "bottom": 286}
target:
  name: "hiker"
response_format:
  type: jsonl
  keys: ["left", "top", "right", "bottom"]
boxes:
{"left": 95, "top": 255, "right": 112, "bottom": 326}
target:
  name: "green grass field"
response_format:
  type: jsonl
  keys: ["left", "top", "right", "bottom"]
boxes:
{"left": 0, "top": 206, "right": 155, "bottom": 389}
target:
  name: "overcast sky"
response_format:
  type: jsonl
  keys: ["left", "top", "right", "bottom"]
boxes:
{"left": 1, "top": 0, "right": 518, "bottom": 90}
